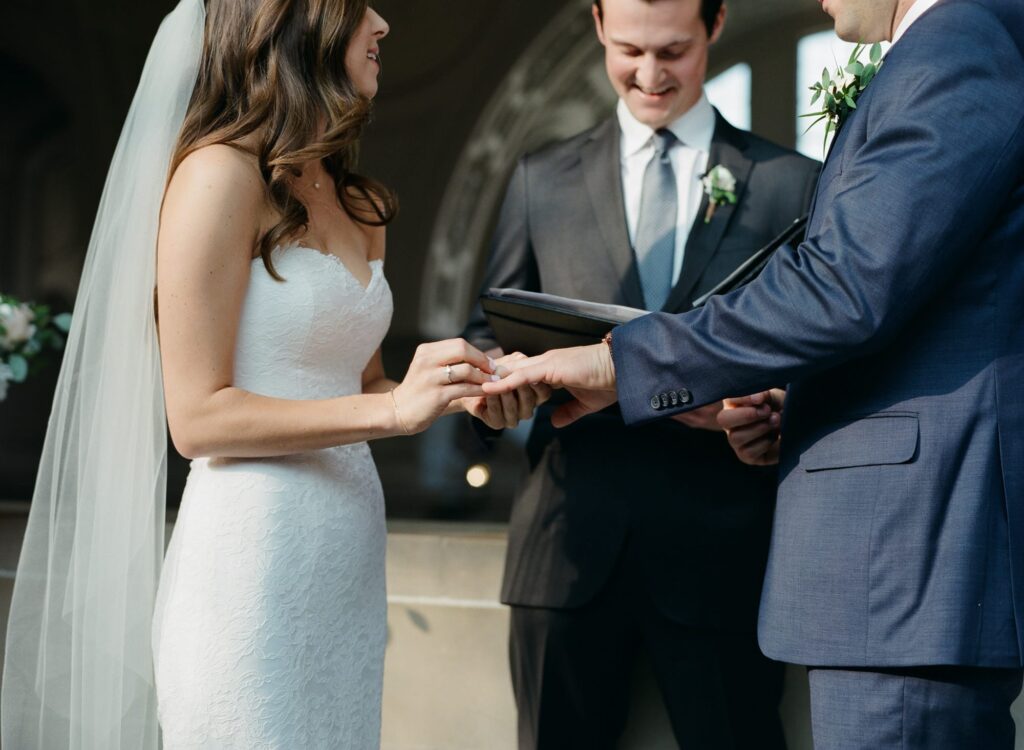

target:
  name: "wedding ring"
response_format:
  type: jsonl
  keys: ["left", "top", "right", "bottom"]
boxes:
{"left": 445, "top": 364, "right": 454, "bottom": 384}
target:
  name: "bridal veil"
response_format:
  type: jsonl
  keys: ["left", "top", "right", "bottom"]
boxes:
{"left": 1, "top": 0, "right": 204, "bottom": 746}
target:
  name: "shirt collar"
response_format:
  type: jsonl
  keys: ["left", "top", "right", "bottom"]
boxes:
{"left": 891, "top": 0, "right": 942, "bottom": 45}
{"left": 617, "top": 95, "right": 716, "bottom": 159}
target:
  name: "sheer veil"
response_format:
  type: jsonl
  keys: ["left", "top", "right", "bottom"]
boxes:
{"left": 1, "top": 0, "right": 205, "bottom": 746}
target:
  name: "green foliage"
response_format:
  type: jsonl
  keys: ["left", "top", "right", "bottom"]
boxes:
{"left": 803, "top": 43, "right": 884, "bottom": 153}
{"left": 0, "top": 292, "right": 73, "bottom": 398}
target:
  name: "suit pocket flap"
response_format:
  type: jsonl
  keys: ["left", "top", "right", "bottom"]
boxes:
{"left": 801, "top": 414, "right": 919, "bottom": 472}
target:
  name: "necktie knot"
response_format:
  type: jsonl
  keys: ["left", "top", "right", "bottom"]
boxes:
{"left": 653, "top": 129, "right": 677, "bottom": 160}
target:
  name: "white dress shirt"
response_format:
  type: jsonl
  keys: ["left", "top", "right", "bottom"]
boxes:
{"left": 618, "top": 96, "right": 716, "bottom": 285}
{"left": 892, "top": 0, "right": 943, "bottom": 45}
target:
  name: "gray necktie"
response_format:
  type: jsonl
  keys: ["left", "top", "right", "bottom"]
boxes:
{"left": 635, "top": 129, "right": 678, "bottom": 311}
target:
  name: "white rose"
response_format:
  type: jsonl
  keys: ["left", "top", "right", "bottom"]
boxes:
{"left": 712, "top": 165, "right": 737, "bottom": 193}
{"left": 0, "top": 363, "right": 11, "bottom": 402}
{"left": 0, "top": 303, "right": 37, "bottom": 349}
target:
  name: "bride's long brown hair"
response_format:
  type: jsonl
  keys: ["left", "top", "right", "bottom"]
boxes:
{"left": 170, "top": 0, "right": 398, "bottom": 280}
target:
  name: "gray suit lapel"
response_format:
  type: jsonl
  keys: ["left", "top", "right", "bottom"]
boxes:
{"left": 663, "top": 114, "right": 753, "bottom": 313}
{"left": 581, "top": 119, "right": 646, "bottom": 309}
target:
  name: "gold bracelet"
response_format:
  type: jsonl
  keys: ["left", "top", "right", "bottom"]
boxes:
{"left": 389, "top": 388, "right": 411, "bottom": 435}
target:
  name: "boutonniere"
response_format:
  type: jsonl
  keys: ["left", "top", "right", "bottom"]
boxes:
{"left": 803, "top": 42, "right": 883, "bottom": 153}
{"left": 701, "top": 165, "right": 737, "bottom": 223}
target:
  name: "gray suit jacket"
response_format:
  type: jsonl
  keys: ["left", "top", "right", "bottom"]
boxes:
{"left": 465, "top": 111, "right": 819, "bottom": 627}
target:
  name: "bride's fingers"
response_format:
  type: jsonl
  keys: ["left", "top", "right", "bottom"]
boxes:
{"left": 428, "top": 339, "right": 494, "bottom": 373}
{"left": 444, "top": 363, "right": 494, "bottom": 386}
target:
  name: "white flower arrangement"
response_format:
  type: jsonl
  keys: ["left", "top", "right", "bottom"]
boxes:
{"left": 0, "top": 294, "right": 71, "bottom": 402}
{"left": 701, "top": 164, "right": 738, "bottom": 223}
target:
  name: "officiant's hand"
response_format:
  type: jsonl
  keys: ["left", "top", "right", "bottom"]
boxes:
{"left": 464, "top": 349, "right": 553, "bottom": 430}
{"left": 391, "top": 339, "right": 494, "bottom": 435}
{"left": 718, "top": 389, "right": 785, "bottom": 466}
{"left": 481, "top": 343, "right": 617, "bottom": 428}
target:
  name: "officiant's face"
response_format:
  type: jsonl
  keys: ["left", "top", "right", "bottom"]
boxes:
{"left": 819, "top": 0, "right": 896, "bottom": 43}
{"left": 594, "top": 0, "right": 725, "bottom": 130}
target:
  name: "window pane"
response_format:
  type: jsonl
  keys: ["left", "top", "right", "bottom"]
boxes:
{"left": 706, "top": 62, "right": 751, "bottom": 131}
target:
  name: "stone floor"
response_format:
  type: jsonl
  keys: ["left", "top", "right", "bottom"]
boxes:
{"left": 0, "top": 506, "right": 1021, "bottom": 748}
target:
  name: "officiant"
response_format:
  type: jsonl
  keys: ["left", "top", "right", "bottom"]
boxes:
{"left": 461, "top": 0, "right": 819, "bottom": 747}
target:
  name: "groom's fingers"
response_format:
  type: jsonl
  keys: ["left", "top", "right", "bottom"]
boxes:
{"left": 551, "top": 398, "right": 593, "bottom": 428}
{"left": 724, "top": 411, "right": 780, "bottom": 443}
{"left": 481, "top": 361, "right": 547, "bottom": 395}
{"left": 717, "top": 403, "right": 773, "bottom": 431}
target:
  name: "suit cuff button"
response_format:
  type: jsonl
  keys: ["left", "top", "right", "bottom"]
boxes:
{"left": 650, "top": 395, "right": 662, "bottom": 410}
{"left": 678, "top": 389, "right": 693, "bottom": 405}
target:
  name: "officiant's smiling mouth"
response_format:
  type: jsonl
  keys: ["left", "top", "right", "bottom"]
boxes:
{"left": 632, "top": 82, "right": 678, "bottom": 100}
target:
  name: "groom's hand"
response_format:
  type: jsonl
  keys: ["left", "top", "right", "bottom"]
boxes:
{"left": 671, "top": 401, "right": 725, "bottom": 431}
{"left": 464, "top": 349, "right": 552, "bottom": 430}
{"left": 718, "top": 389, "right": 785, "bottom": 466}
{"left": 481, "top": 343, "right": 617, "bottom": 428}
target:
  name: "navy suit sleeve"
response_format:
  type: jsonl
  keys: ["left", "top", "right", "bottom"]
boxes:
{"left": 461, "top": 157, "right": 540, "bottom": 352}
{"left": 614, "top": 2, "right": 1024, "bottom": 425}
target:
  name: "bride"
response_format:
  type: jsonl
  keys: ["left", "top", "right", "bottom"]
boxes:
{"left": 1, "top": 0, "right": 525, "bottom": 747}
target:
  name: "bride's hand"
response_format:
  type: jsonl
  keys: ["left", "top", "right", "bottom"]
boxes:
{"left": 390, "top": 339, "right": 494, "bottom": 434}
{"left": 463, "top": 351, "right": 553, "bottom": 430}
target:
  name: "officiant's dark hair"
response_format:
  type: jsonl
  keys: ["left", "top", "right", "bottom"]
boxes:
{"left": 170, "top": 0, "right": 398, "bottom": 281}
{"left": 594, "top": 0, "right": 724, "bottom": 37}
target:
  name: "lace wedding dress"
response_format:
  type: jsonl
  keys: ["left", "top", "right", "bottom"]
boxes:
{"left": 152, "top": 245, "right": 392, "bottom": 748}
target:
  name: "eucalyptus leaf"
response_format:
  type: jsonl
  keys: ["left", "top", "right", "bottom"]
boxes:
{"left": 870, "top": 42, "right": 882, "bottom": 63}
{"left": 8, "top": 354, "right": 28, "bottom": 382}
{"left": 54, "top": 313, "right": 72, "bottom": 333}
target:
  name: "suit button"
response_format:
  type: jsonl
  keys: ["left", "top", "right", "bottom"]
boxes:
{"left": 678, "top": 389, "right": 693, "bottom": 405}
{"left": 650, "top": 396, "right": 661, "bottom": 410}
{"left": 660, "top": 393, "right": 670, "bottom": 408}
{"left": 668, "top": 391, "right": 679, "bottom": 406}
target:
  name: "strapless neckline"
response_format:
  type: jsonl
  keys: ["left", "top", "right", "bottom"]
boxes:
{"left": 260, "top": 244, "right": 383, "bottom": 294}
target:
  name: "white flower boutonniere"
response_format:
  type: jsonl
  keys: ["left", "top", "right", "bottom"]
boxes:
{"left": 701, "top": 164, "right": 737, "bottom": 224}
{"left": 803, "top": 42, "right": 883, "bottom": 153}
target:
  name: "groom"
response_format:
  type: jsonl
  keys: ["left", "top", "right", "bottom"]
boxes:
{"left": 485, "top": 0, "right": 1024, "bottom": 747}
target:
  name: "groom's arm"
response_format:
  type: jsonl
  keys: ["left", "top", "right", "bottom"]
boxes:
{"left": 614, "top": 2, "right": 1024, "bottom": 425}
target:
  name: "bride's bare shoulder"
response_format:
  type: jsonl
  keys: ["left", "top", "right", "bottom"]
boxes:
{"left": 160, "top": 145, "right": 268, "bottom": 255}
{"left": 165, "top": 144, "right": 266, "bottom": 216}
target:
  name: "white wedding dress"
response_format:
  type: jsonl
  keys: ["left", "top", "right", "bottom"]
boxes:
{"left": 152, "top": 245, "right": 392, "bottom": 749}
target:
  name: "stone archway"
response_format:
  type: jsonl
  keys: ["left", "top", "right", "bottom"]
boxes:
{"left": 417, "top": 0, "right": 828, "bottom": 337}
{"left": 418, "top": 0, "right": 612, "bottom": 338}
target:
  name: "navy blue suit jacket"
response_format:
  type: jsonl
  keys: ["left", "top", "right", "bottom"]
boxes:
{"left": 613, "top": 0, "right": 1024, "bottom": 667}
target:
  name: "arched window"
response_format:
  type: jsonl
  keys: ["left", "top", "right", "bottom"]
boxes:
{"left": 706, "top": 62, "right": 752, "bottom": 130}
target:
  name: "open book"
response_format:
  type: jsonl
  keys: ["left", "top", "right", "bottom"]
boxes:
{"left": 480, "top": 215, "right": 807, "bottom": 357}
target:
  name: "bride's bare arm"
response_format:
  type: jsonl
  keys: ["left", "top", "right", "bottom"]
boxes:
{"left": 157, "top": 145, "right": 489, "bottom": 459}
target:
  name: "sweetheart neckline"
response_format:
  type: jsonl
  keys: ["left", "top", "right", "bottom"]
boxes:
{"left": 258, "top": 244, "right": 383, "bottom": 293}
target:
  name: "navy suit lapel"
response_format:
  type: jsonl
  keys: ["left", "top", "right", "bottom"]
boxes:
{"left": 663, "top": 114, "right": 753, "bottom": 313}
{"left": 581, "top": 119, "right": 646, "bottom": 309}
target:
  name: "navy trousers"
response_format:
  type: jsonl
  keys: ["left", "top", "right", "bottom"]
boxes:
{"left": 808, "top": 666, "right": 1023, "bottom": 750}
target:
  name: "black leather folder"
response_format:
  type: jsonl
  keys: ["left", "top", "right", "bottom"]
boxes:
{"left": 480, "top": 215, "right": 808, "bottom": 357}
